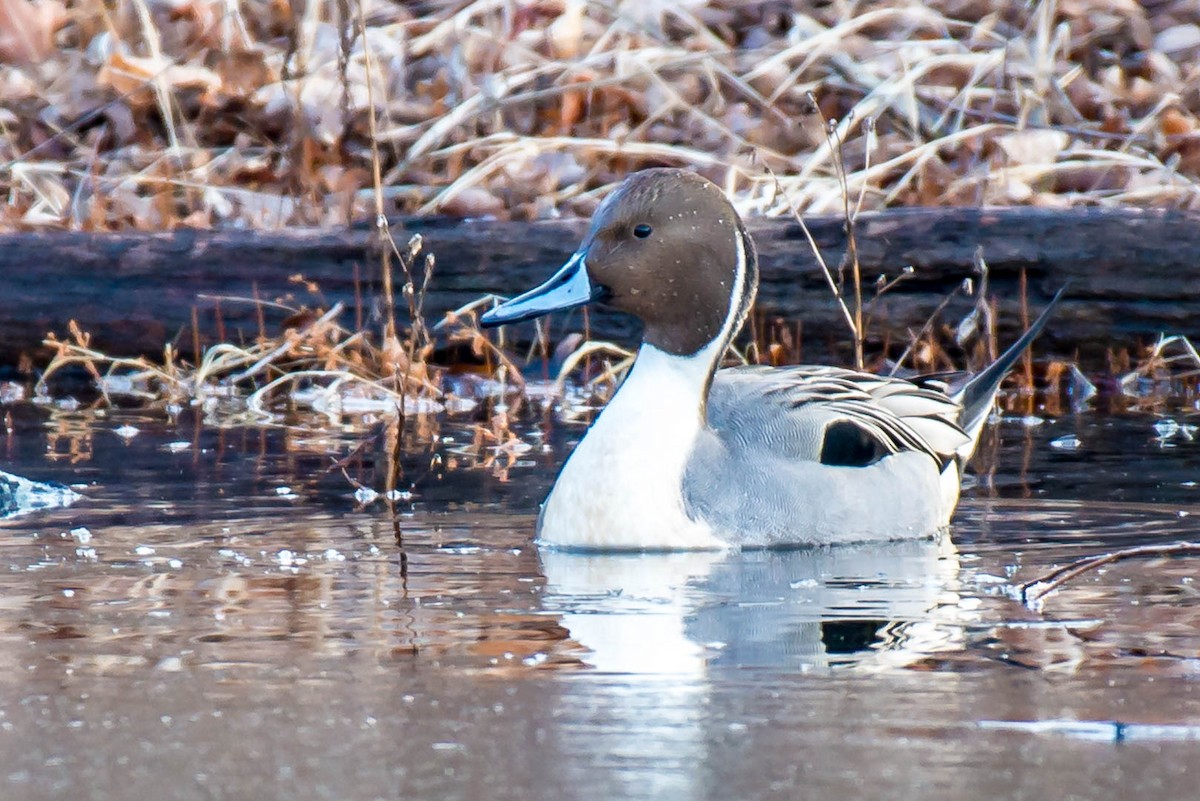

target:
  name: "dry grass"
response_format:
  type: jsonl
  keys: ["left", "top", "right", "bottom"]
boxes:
{"left": 38, "top": 237, "right": 448, "bottom": 419}
{"left": 9, "top": 0, "right": 1200, "bottom": 480}
{"left": 4, "top": 1, "right": 1200, "bottom": 229}
{"left": 28, "top": 229, "right": 640, "bottom": 479}
{"left": 18, "top": 206, "right": 1198, "bottom": 498}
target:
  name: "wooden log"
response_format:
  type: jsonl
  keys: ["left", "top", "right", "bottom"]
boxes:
{"left": 0, "top": 207, "right": 1197, "bottom": 370}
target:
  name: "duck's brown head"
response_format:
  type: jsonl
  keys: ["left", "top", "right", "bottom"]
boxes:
{"left": 480, "top": 168, "right": 758, "bottom": 357}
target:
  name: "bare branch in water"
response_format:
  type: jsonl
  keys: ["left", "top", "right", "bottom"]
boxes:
{"left": 1016, "top": 542, "right": 1200, "bottom": 606}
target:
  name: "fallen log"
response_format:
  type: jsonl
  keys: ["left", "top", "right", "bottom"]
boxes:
{"left": 0, "top": 206, "right": 1197, "bottom": 370}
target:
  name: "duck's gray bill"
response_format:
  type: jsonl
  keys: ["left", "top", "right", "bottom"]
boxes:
{"left": 479, "top": 252, "right": 598, "bottom": 327}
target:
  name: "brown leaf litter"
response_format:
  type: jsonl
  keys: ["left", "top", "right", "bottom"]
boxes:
{"left": 3, "top": 1, "right": 1200, "bottom": 230}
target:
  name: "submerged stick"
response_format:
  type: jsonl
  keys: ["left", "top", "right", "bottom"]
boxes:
{"left": 1016, "top": 541, "right": 1200, "bottom": 605}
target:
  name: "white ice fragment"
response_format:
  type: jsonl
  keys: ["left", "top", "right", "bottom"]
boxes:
{"left": 1, "top": 472, "right": 81, "bottom": 520}
{"left": 114, "top": 425, "right": 140, "bottom": 440}
{"left": 322, "top": 548, "right": 345, "bottom": 562}
{"left": 165, "top": 441, "right": 190, "bottom": 453}
{"left": 70, "top": 527, "right": 92, "bottom": 544}
{"left": 443, "top": 396, "right": 478, "bottom": 414}
{"left": 134, "top": 545, "right": 155, "bottom": 556}
{"left": 1019, "top": 415, "right": 1044, "bottom": 427}
{"left": 522, "top": 380, "right": 566, "bottom": 404}
{"left": 277, "top": 549, "right": 295, "bottom": 566}
{"left": 385, "top": 489, "right": 413, "bottom": 502}
{"left": 1155, "top": 419, "right": 1180, "bottom": 438}
{"left": 789, "top": 578, "right": 819, "bottom": 589}
{"left": 1067, "top": 364, "right": 1096, "bottom": 410}
{"left": 167, "top": 558, "right": 183, "bottom": 569}
{"left": 99, "top": 375, "right": 134, "bottom": 395}
{"left": 354, "top": 487, "right": 379, "bottom": 504}
{"left": 1049, "top": 435, "right": 1081, "bottom": 451}
{"left": 403, "top": 396, "right": 445, "bottom": 414}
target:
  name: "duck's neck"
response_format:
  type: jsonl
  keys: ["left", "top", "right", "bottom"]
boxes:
{"left": 617, "top": 338, "right": 726, "bottom": 419}
{"left": 640, "top": 220, "right": 757, "bottom": 371}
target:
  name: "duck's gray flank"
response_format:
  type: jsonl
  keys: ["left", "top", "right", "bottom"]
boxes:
{"left": 681, "top": 289, "right": 1063, "bottom": 547}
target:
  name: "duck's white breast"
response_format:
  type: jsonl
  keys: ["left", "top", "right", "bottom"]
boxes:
{"left": 538, "top": 345, "right": 725, "bottom": 551}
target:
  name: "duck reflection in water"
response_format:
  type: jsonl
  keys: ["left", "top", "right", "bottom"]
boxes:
{"left": 538, "top": 537, "right": 966, "bottom": 675}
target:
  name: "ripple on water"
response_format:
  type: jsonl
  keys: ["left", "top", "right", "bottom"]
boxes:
{"left": 0, "top": 407, "right": 1197, "bottom": 799}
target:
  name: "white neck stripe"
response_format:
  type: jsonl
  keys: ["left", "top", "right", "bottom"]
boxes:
{"left": 702, "top": 225, "right": 749, "bottom": 371}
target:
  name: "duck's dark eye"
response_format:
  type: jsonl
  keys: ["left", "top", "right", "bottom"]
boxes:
{"left": 633, "top": 223, "right": 652, "bottom": 239}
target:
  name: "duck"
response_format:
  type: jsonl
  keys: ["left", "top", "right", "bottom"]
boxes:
{"left": 480, "top": 168, "right": 1059, "bottom": 551}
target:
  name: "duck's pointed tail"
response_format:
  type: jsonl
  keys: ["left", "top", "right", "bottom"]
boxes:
{"left": 951, "top": 285, "right": 1067, "bottom": 461}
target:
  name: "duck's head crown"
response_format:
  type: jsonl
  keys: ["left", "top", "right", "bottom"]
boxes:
{"left": 481, "top": 168, "right": 759, "bottom": 357}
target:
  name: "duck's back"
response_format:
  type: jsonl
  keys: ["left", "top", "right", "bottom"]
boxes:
{"left": 683, "top": 366, "right": 971, "bottom": 547}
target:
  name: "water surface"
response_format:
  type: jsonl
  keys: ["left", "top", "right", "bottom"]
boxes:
{"left": 0, "top": 402, "right": 1198, "bottom": 800}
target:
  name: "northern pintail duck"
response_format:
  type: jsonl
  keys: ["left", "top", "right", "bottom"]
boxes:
{"left": 480, "top": 169, "right": 1057, "bottom": 550}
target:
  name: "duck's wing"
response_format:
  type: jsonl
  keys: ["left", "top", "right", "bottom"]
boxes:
{"left": 707, "top": 365, "right": 970, "bottom": 468}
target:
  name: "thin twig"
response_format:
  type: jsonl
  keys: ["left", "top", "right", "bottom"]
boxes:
{"left": 355, "top": 1, "right": 410, "bottom": 524}
{"left": 229, "top": 303, "right": 344, "bottom": 383}
{"left": 1016, "top": 542, "right": 1200, "bottom": 605}
{"left": 757, "top": 158, "right": 858, "bottom": 347}
{"left": 887, "top": 284, "right": 964, "bottom": 376}
{"left": 819, "top": 105, "right": 865, "bottom": 369}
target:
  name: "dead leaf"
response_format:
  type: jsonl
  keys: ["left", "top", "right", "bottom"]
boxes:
{"left": 1161, "top": 107, "right": 1196, "bottom": 137}
{"left": 208, "top": 49, "right": 274, "bottom": 99}
{"left": 996, "top": 129, "right": 1070, "bottom": 166}
{"left": 547, "top": 0, "right": 585, "bottom": 59}
{"left": 97, "top": 48, "right": 221, "bottom": 105}
{"left": 1154, "top": 23, "right": 1200, "bottom": 55}
{"left": 437, "top": 187, "right": 506, "bottom": 219}
{"left": 0, "top": 0, "right": 66, "bottom": 64}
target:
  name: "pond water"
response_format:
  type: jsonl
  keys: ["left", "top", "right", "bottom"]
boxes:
{"left": 0, "top": 399, "right": 1198, "bottom": 800}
